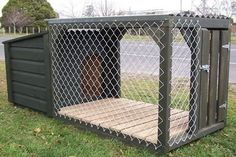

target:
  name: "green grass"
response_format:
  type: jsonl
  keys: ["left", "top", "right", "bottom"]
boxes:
{"left": 122, "top": 34, "right": 151, "bottom": 41}
{"left": 0, "top": 33, "right": 27, "bottom": 38}
{"left": 121, "top": 75, "right": 190, "bottom": 110}
{"left": 0, "top": 61, "right": 236, "bottom": 157}
{"left": 121, "top": 74, "right": 158, "bottom": 104}
{"left": 231, "top": 35, "right": 236, "bottom": 44}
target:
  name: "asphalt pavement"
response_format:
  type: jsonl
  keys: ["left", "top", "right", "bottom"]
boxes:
{"left": 0, "top": 44, "right": 3, "bottom": 59}
{"left": 0, "top": 36, "right": 14, "bottom": 59}
{"left": 0, "top": 36, "right": 236, "bottom": 83}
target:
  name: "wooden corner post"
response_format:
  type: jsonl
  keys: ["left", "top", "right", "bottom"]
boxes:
{"left": 158, "top": 21, "right": 172, "bottom": 153}
{"left": 44, "top": 32, "right": 54, "bottom": 117}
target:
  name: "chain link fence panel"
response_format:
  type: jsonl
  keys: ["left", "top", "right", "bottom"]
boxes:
{"left": 48, "top": 17, "right": 201, "bottom": 149}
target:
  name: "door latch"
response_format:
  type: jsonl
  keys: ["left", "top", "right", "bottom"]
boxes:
{"left": 199, "top": 65, "right": 210, "bottom": 73}
{"left": 222, "top": 43, "right": 230, "bottom": 49}
{"left": 219, "top": 103, "right": 227, "bottom": 109}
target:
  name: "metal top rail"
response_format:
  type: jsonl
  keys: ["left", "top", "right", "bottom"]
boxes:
{"left": 46, "top": 14, "right": 231, "bottom": 29}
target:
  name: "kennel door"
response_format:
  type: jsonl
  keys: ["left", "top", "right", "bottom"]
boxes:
{"left": 198, "top": 29, "right": 230, "bottom": 129}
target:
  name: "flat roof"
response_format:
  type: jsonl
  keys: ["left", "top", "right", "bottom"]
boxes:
{"left": 46, "top": 15, "right": 230, "bottom": 29}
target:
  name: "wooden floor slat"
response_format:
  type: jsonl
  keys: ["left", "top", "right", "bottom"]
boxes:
{"left": 104, "top": 114, "right": 157, "bottom": 130}
{"left": 101, "top": 108, "right": 184, "bottom": 129}
{"left": 66, "top": 100, "right": 145, "bottom": 119}
{"left": 60, "top": 98, "right": 137, "bottom": 116}
{"left": 58, "top": 98, "right": 189, "bottom": 144}
{"left": 76, "top": 104, "right": 154, "bottom": 123}
{"left": 132, "top": 116, "right": 189, "bottom": 141}
{"left": 145, "top": 122, "right": 189, "bottom": 143}
{"left": 91, "top": 105, "right": 156, "bottom": 125}
{"left": 121, "top": 119, "right": 158, "bottom": 135}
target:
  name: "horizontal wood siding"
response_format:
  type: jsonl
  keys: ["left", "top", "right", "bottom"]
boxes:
{"left": 4, "top": 33, "right": 50, "bottom": 113}
{"left": 11, "top": 59, "right": 45, "bottom": 74}
{"left": 12, "top": 81, "right": 47, "bottom": 100}
{"left": 11, "top": 71, "right": 46, "bottom": 87}
{"left": 13, "top": 93, "right": 47, "bottom": 112}
{"left": 10, "top": 37, "right": 44, "bottom": 49}
{"left": 10, "top": 47, "right": 45, "bottom": 61}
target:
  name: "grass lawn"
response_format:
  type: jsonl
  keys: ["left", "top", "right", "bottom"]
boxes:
{"left": 0, "top": 61, "right": 235, "bottom": 157}
{"left": 231, "top": 35, "right": 236, "bottom": 44}
{"left": 0, "top": 34, "right": 27, "bottom": 38}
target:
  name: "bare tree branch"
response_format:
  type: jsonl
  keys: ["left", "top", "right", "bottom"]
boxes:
{"left": 82, "top": 4, "right": 95, "bottom": 17}
{"left": 3, "top": 8, "right": 33, "bottom": 32}
{"left": 94, "top": 0, "right": 115, "bottom": 16}
{"left": 57, "top": 1, "right": 81, "bottom": 18}
{"left": 193, "top": 0, "right": 233, "bottom": 17}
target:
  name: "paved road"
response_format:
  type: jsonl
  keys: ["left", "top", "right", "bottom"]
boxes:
{"left": 0, "top": 36, "right": 14, "bottom": 59}
{"left": 119, "top": 41, "right": 236, "bottom": 83}
{"left": 0, "top": 36, "right": 236, "bottom": 83}
{"left": 0, "top": 44, "right": 3, "bottom": 59}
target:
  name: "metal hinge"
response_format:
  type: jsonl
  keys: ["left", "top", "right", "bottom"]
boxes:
{"left": 222, "top": 44, "right": 230, "bottom": 49}
{"left": 199, "top": 65, "right": 210, "bottom": 73}
{"left": 219, "top": 103, "right": 227, "bottom": 109}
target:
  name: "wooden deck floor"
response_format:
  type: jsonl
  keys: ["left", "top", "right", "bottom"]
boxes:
{"left": 58, "top": 98, "right": 189, "bottom": 144}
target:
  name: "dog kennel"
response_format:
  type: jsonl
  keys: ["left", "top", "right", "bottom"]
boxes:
{"left": 3, "top": 14, "right": 231, "bottom": 153}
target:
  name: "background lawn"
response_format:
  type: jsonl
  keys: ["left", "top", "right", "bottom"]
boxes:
{"left": 0, "top": 61, "right": 235, "bottom": 157}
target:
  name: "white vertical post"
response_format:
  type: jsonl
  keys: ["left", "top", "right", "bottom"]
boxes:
{"left": 14, "top": 26, "right": 16, "bottom": 34}
{"left": 26, "top": 27, "right": 28, "bottom": 35}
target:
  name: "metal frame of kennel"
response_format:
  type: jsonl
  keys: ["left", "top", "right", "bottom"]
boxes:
{"left": 3, "top": 15, "right": 231, "bottom": 154}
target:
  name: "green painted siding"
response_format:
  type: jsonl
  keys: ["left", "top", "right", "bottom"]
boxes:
{"left": 3, "top": 32, "right": 52, "bottom": 115}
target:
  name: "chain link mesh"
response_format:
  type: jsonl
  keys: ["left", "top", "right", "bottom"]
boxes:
{"left": 169, "top": 19, "right": 201, "bottom": 146}
{"left": 48, "top": 17, "right": 201, "bottom": 149}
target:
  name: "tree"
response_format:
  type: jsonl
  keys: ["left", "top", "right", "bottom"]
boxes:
{"left": 220, "top": 0, "right": 233, "bottom": 17}
{"left": 83, "top": 4, "right": 95, "bottom": 17}
{"left": 193, "top": 0, "right": 233, "bottom": 17}
{"left": 116, "top": 10, "right": 126, "bottom": 16}
{"left": 1, "top": 0, "right": 57, "bottom": 28}
{"left": 92, "top": 0, "right": 115, "bottom": 16}
{"left": 2, "top": 7, "right": 33, "bottom": 32}
{"left": 98, "top": 0, "right": 115, "bottom": 16}
{"left": 57, "top": 0, "right": 81, "bottom": 18}
{"left": 82, "top": 1, "right": 117, "bottom": 17}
